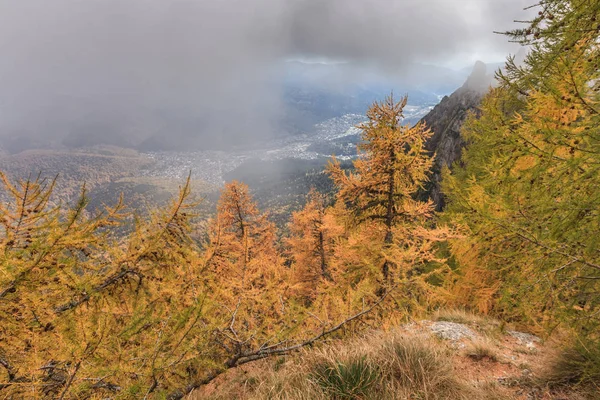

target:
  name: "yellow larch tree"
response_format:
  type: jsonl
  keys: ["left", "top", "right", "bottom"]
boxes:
{"left": 202, "top": 181, "right": 296, "bottom": 369}
{"left": 0, "top": 173, "right": 214, "bottom": 398}
{"left": 205, "top": 181, "right": 281, "bottom": 298}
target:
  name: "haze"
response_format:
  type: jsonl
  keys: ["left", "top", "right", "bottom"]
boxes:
{"left": 0, "top": 0, "right": 532, "bottom": 153}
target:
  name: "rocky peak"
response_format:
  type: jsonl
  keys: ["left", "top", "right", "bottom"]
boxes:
{"left": 463, "top": 60, "right": 492, "bottom": 92}
{"left": 418, "top": 61, "right": 491, "bottom": 209}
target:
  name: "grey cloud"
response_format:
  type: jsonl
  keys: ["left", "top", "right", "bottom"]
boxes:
{"left": 0, "top": 0, "right": 533, "bottom": 152}
{"left": 285, "top": 0, "right": 533, "bottom": 67}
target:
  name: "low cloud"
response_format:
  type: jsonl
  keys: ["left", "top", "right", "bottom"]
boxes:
{"left": 0, "top": 0, "right": 532, "bottom": 152}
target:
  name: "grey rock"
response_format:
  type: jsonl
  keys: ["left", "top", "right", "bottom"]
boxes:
{"left": 430, "top": 321, "right": 477, "bottom": 341}
{"left": 508, "top": 331, "right": 542, "bottom": 349}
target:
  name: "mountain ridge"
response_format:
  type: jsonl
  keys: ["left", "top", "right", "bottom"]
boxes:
{"left": 419, "top": 61, "right": 492, "bottom": 209}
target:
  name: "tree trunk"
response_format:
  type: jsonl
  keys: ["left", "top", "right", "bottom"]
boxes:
{"left": 318, "top": 230, "right": 332, "bottom": 281}
{"left": 382, "top": 149, "right": 396, "bottom": 280}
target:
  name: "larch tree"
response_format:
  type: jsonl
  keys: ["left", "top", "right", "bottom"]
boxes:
{"left": 205, "top": 181, "right": 281, "bottom": 297}
{"left": 203, "top": 181, "right": 295, "bottom": 368}
{"left": 0, "top": 173, "right": 214, "bottom": 398}
{"left": 442, "top": 0, "right": 600, "bottom": 364}
{"left": 285, "top": 188, "right": 342, "bottom": 303}
{"left": 328, "top": 94, "right": 457, "bottom": 297}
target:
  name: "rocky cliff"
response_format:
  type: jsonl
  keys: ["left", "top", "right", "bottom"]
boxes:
{"left": 419, "top": 61, "right": 493, "bottom": 210}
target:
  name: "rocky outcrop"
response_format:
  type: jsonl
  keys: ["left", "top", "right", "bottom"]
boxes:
{"left": 419, "top": 61, "right": 493, "bottom": 210}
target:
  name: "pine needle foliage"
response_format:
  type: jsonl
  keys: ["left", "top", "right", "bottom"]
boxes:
{"left": 202, "top": 181, "right": 296, "bottom": 372}
{"left": 285, "top": 188, "right": 343, "bottom": 303}
{"left": 443, "top": 0, "right": 600, "bottom": 349}
{"left": 0, "top": 171, "right": 406, "bottom": 399}
{"left": 0, "top": 173, "right": 210, "bottom": 398}
{"left": 328, "top": 94, "right": 460, "bottom": 300}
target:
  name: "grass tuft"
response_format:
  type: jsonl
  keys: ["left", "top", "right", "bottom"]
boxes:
{"left": 311, "top": 356, "right": 380, "bottom": 399}
{"left": 465, "top": 340, "right": 499, "bottom": 362}
{"left": 382, "top": 335, "right": 466, "bottom": 398}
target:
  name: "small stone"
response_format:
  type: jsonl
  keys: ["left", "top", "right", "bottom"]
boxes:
{"left": 508, "top": 331, "right": 542, "bottom": 348}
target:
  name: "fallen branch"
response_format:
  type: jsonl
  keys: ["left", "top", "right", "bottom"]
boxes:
{"left": 166, "top": 289, "right": 391, "bottom": 400}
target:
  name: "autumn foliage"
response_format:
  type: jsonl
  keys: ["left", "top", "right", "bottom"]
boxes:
{"left": 442, "top": 0, "right": 600, "bottom": 377}
{"left": 286, "top": 188, "right": 342, "bottom": 302}
{"left": 4, "top": 1, "right": 599, "bottom": 392}
{"left": 0, "top": 173, "right": 206, "bottom": 398}
{"left": 0, "top": 89, "right": 458, "bottom": 398}
{"left": 328, "top": 95, "right": 460, "bottom": 307}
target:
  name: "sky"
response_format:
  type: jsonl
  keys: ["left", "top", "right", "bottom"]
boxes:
{"left": 0, "top": 0, "right": 534, "bottom": 152}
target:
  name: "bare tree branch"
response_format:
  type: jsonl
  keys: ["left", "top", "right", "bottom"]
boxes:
{"left": 58, "top": 360, "right": 82, "bottom": 400}
{"left": 166, "top": 289, "right": 391, "bottom": 400}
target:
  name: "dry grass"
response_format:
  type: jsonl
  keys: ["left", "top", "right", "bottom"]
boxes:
{"left": 197, "top": 332, "right": 514, "bottom": 400}
{"left": 539, "top": 341, "right": 600, "bottom": 392}
{"left": 187, "top": 313, "right": 596, "bottom": 400}
{"left": 377, "top": 334, "right": 467, "bottom": 399}
{"left": 465, "top": 339, "right": 499, "bottom": 362}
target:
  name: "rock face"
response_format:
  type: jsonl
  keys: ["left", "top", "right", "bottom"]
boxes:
{"left": 419, "top": 61, "right": 493, "bottom": 210}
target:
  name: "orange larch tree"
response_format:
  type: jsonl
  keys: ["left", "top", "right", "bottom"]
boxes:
{"left": 204, "top": 181, "right": 281, "bottom": 297}
{"left": 202, "top": 181, "right": 295, "bottom": 365}
{"left": 285, "top": 188, "right": 343, "bottom": 303}
{"left": 328, "top": 94, "right": 456, "bottom": 296}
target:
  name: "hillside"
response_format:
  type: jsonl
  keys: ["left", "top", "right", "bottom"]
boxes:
{"left": 189, "top": 311, "right": 596, "bottom": 400}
